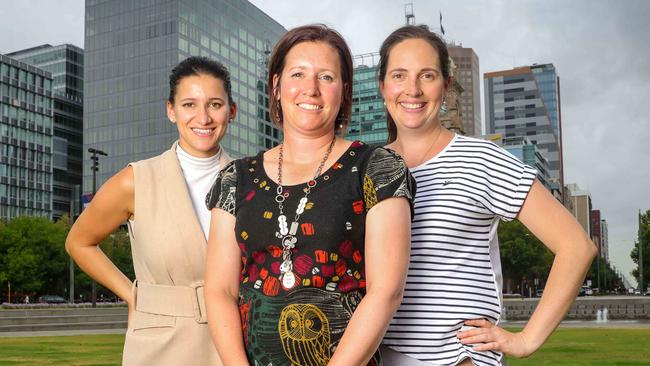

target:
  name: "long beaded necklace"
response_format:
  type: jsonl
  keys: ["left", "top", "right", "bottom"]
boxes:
{"left": 275, "top": 136, "right": 336, "bottom": 289}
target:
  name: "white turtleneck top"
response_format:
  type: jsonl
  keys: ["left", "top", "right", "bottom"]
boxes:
{"left": 176, "top": 144, "right": 222, "bottom": 240}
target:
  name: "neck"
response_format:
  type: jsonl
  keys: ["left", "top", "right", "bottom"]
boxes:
{"left": 389, "top": 119, "right": 449, "bottom": 168}
{"left": 280, "top": 131, "right": 336, "bottom": 164}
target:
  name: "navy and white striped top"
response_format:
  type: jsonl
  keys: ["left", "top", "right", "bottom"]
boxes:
{"left": 384, "top": 134, "right": 537, "bottom": 366}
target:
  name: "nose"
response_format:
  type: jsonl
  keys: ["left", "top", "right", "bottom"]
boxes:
{"left": 406, "top": 77, "right": 422, "bottom": 97}
{"left": 302, "top": 76, "right": 320, "bottom": 97}
{"left": 196, "top": 105, "right": 212, "bottom": 125}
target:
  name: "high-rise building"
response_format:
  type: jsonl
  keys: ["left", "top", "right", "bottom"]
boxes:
{"left": 0, "top": 55, "right": 54, "bottom": 219}
{"left": 447, "top": 44, "right": 480, "bottom": 136}
{"left": 600, "top": 218, "right": 609, "bottom": 262}
{"left": 9, "top": 44, "right": 84, "bottom": 220}
{"left": 347, "top": 53, "right": 387, "bottom": 145}
{"left": 501, "top": 135, "right": 551, "bottom": 189}
{"left": 83, "top": 0, "right": 285, "bottom": 193}
{"left": 484, "top": 64, "right": 563, "bottom": 199}
{"left": 591, "top": 209, "right": 602, "bottom": 255}
{"left": 565, "top": 183, "right": 592, "bottom": 236}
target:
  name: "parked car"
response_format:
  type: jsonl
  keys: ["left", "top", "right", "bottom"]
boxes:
{"left": 578, "top": 285, "right": 593, "bottom": 296}
{"left": 38, "top": 295, "right": 66, "bottom": 304}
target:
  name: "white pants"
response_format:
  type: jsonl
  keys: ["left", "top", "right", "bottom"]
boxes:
{"left": 379, "top": 346, "right": 476, "bottom": 366}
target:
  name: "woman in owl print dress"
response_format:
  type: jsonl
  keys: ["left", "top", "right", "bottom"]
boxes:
{"left": 204, "top": 25, "right": 415, "bottom": 366}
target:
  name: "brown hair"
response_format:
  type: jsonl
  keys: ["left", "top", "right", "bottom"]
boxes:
{"left": 378, "top": 25, "right": 450, "bottom": 143}
{"left": 267, "top": 24, "right": 353, "bottom": 133}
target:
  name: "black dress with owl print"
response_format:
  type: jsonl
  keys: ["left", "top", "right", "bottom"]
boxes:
{"left": 206, "top": 141, "right": 415, "bottom": 366}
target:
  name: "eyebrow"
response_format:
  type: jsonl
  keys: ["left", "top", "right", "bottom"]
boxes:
{"left": 178, "top": 97, "right": 226, "bottom": 103}
{"left": 388, "top": 67, "right": 440, "bottom": 73}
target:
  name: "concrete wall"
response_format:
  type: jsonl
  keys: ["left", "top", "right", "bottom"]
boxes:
{"left": 504, "top": 296, "right": 650, "bottom": 321}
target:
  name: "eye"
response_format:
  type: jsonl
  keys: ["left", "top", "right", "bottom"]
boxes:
{"left": 421, "top": 72, "right": 437, "bottom": 80}
{"left": 391, "top": 72, "right": 405, "bottom": 81}
{"left": 182, "top": 102, "right": 195, "bottom": 108}
{"left": 209, "top": 101, "right": 222, "bottom": 109}
{"left": 319, "top": 74, "right": 334, "bottom": 81}
{"left": 290, "top": 72, "right": 303, "bottom": 78}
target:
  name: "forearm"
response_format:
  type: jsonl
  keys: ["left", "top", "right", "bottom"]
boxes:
{"left": 206, "top": 293, "right": 248, "bottom": 365}
{"left": 521, "top": 239, "right": 596, "bottom": 351}
{"left": 328, "top": 289, "right": 403, "bottom": 365}
{"left": 67, "top": 244, "right": 133, "bottom": 302}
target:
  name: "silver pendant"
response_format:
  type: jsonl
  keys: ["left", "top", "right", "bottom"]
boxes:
{"left": 282, "top": 271, "right": 296, "bottom": 288}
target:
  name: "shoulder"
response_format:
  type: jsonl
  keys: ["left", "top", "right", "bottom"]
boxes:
{"left": 446, "top": 135, "right": 529, "bottom": 169}
{"left": 129, "top": 149, "right": 174, "bottom": 173}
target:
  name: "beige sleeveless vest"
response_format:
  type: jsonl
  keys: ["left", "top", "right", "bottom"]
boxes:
{"left": 122, "top": 143, "right": 230, "bottom": 366}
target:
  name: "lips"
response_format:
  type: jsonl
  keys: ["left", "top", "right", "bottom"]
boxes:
{"left": 399, "top": 101, "right": 426, "bottom": 110}
{"left": 297, "top": 103, "right": 323, "bottom": 111}
{"left": 192, "top": 127, "right": 215, "bottom": 136}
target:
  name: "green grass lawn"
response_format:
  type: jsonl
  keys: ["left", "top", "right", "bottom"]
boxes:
{"left": 506, "top": 328, "right": 650, "bottom": 366}
{"left": 0, "top": 328, "right": 648, "bottom": 365}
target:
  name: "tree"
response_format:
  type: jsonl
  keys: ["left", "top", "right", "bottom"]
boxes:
{"left": 0, "top": 216, "right": 69, "bottom": 300}
{"left": 498, "top": 220, "right": 553, "bottom": 294}
{"left": 631, "top": 209, "right": 650, "bottom": 292}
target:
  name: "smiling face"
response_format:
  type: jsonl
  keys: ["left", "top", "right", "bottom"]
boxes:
{"left": 380, "top": 38, "right": 449, "bottom": 134}
{"left": 166, "top": 73, "right": 236, "bottom": 157}
{"left": 274, "top": 41, "right": 344, "bottom": 137}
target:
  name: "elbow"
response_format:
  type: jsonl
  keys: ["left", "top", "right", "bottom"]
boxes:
{"left": 586, "top": 239, "right": 599, "bottom": 261}
{"left": 372, "top": 285, "right": 405, "bottom": 313}
{"left": 64, "top": 235, "right": 74, "bottom": 256}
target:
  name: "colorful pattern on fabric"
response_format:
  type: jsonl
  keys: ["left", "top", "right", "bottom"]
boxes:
{"left": 207, "top": 141, "right": 414, "bottom": 366}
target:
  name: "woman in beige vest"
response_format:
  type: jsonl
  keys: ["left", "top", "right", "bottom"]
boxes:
{"left": 66, "top": 56, "right": 236, "bottom": 365}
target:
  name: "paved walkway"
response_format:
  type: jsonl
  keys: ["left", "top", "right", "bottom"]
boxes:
{"left": 502, "top": 319, "right": 650, "bottom": 329}
{"left": 2, "top": 320, "right": 649, "bottom": 338}
{"left": 0, "top": 328, "right": 126, "bottom": 338}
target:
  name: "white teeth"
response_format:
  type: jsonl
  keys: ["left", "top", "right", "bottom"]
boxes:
{"left": 400, "top": 102, "right": 425, "bottom": 109}
{"left": 192, "top": 128, "right": 213, "bottom": 134}
{"left": 298, "top": 103, "right": 322, "bottom": 110}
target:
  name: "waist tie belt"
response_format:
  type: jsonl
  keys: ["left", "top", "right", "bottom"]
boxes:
{"left": 135, "top": 280, "right": 208, "bottom": 324}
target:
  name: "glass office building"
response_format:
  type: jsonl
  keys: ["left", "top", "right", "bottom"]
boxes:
{"left": 347, "top": 53, "right": 387, "bottom": 146}
{"left": 0, "top": 55, "right": 54, "bottom": 220}
{"left": 484, "top": 64, "right": 563, "bottom": 199}
{"left": 83, "top": 0, "right": 285, "bottom": 193}
{"left": 9, "top": 44, "right": 84, "bottom": 220}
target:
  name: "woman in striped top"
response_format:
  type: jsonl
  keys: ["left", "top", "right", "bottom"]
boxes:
{"left": 378, "top": 25, "right": 597, "bottom": 366}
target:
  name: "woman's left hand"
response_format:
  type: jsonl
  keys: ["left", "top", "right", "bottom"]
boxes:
{"left": 457, "top": 319, "right": 535, "bottom": 358}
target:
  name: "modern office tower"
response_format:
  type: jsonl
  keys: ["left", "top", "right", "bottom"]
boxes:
{"left": 9, "top": 44, "right": 84, "bottom": 220}
{"left": 448, "top": 44, "right": 481, "bottom": 136}
{"left": 0, "top": 55, "right": 54, "bottom": 219}
{"left": 347, "top": 53, "right": 387, "bottom": 146}
{"left": 83, "top": 0, "right": 285, "bottom": 193}
{"left": 501, "top": 136, "right": 551, "bottom": 189}
{"left": 565, "top": 183, "right": 592, "bottom": 236}
{"left": 484, "top": 64, "right": 563, "bottom": 200}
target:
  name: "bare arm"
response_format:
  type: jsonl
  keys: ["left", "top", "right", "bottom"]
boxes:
{"left": 205, "top": 208, "right": 248, "bottom": 365}
{"left": 65, "top": 166, "right": 135, "bottom": 308}
{"left": 458, "top": 180, "right": 597, "bottom": 357}
{"left": 328, "top": 197, "right": 412, "bottom": 365}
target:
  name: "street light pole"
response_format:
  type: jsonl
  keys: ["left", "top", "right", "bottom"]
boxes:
{"left": 68, "top": 184, "right": 80, "bottom": 304}
{"left": 640, "top": 210, "right": 644, "bottom": 294}
{"left": 88, "top": 148, "right": 108, "bottom": 307}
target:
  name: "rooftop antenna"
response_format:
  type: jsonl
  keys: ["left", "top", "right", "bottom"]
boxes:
{"left": 405, "top": 3, "right": 415, "bottom": 25}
